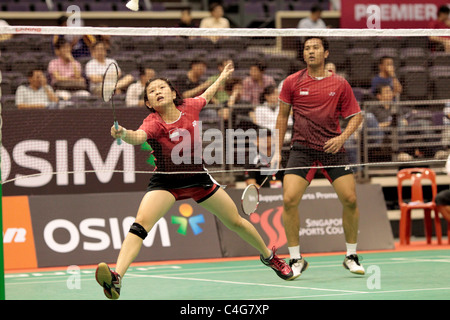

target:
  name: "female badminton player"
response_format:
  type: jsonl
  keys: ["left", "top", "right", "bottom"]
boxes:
{"left": 95, "top": 63, "right": 295, "bottom": 300}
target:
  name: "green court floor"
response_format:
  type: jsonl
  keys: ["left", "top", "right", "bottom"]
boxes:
{"left": 4, "top": 249, "right": 450, "bottom": 300}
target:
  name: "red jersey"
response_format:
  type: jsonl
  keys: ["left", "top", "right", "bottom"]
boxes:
{"left": 428, "top": 20, "right": 450, "bottom": 39}
{"left": 279, "top": 69, "right": 361, "bottom": 151}
{"left": 138, "top": 97, "right": 206, "bottom": 173}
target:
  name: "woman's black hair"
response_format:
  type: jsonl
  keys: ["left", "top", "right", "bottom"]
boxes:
{"left": 143, "top": 77, "right": 183, "bottom": 112}
{"left": 259, "top": 85, "right": 277, "bottom": 104}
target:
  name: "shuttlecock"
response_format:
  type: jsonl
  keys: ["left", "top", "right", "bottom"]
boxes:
{"left": 126, "top": 0, "right": 139, "bottom": 11}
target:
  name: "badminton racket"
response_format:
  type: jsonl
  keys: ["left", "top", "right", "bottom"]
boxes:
{"left": 241, "top": 174, "right": 272, "bottom": 216}
{"left": 102, "top": 62, "right": 122, "bottom": 145}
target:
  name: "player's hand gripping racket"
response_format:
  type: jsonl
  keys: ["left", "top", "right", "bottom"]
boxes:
{"left": 102, "top": 62, "right": 122, "bottom": 145}
{"left": 241, "top": 174, "right": 272, "bottom": 215}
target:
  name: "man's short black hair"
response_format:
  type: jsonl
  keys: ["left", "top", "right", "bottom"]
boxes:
{"left": 378, "top": 55, "right": 393, "bottom": 65}
{"left": 26, "top": 67, "right": 44, "bottom": 78}
{"left": 190, "top": 59, "right": 207, "bottom": 69}
{"left": 54, "top": 37, "right": 69, "bottom": 50}
{"left": 310, "top": 5, "right": 323, "bottom": 13}
{"left": 438, "top": 5, "right": 450, "bottom": 15}
{"left": 250, "top": 60, "right": 267, "bottom": 72}
{"left": 375, "top": 84, "right": 391, "bottom": 96}
{"left": 303, "top": 37, "right": 329, "bottom": 52}
{"left": 209, "top": 2, "right": 222, "bottom": 12}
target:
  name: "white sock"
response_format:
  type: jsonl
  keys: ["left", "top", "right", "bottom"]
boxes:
{"left": 288, "top": 245, "right": 301, "bottom": 260}
{"left": 346, "top": 243, "right": 357, "bottom": 256}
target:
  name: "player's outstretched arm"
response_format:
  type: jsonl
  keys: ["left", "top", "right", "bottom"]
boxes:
{"left": 111, "top": 125, "right": 147, "bottom": 145}
{"left": 200, "top": 63, "right": 234, "bottom": 104}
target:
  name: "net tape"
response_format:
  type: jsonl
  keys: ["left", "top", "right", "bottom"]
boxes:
{"left": 2, "top": 26, "right": 450, "bottom": 37}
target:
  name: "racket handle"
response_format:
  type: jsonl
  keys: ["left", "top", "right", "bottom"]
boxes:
{"left": 114, "top": 121, "right": 122, "bottom": 145}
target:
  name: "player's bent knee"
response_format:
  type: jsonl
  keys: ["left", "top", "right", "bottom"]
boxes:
{"left": 129, "top": 222, "right": 148, "bottom": 240}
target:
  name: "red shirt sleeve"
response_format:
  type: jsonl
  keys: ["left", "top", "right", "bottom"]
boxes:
{"left": 279, "top": 75, "right": 293, "bottom": 105}
{"left": 339, "top": 80, "right": 361, "bottom": 119}
{"left": 138, "top": 114, "right": 158, "bottom": 140}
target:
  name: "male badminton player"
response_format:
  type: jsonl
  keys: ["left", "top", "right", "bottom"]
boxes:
{"left": 273, "top": 37, "right": 365, "bottom": 278}
{"left": 95, "top": 63, "right": 295, "bottom": 300}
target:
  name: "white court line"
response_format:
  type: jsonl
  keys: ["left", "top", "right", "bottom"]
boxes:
{"left": 6, "top": 256, "right": 448, "bottom": 285}
{"left": 256, "top": 287, "right": 450, "bottom": 300}
{"left": 391, "top": 257, "right": 450, "bottom": 263}
{"left": 125, "top": 273, "right": 367, "bottom": 294}
{"left": 3, "top": 256, "right": 442, "bottom": 283}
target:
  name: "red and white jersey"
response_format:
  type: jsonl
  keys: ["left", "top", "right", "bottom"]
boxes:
{"left": 279, "top": 69, "right": 361, "bottom": 151}
{"left": 138, "top": 97, "right": 206, "bottom": 173}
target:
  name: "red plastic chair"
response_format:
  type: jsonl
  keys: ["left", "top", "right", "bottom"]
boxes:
{"left": 397, "top": 168, "right": 442, "bottom": 245}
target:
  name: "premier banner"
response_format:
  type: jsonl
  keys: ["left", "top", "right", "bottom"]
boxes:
{"left": 340, "top": 0, "right": 450, "bottom": 28}
{"left": 3, "top": 185, "right": 394, "bottom": 269}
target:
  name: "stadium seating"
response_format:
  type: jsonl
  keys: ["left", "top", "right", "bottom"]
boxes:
{"left": 400, "top": 47, "right": 429, "bottom": 67}
{"left": 398, "top": 66, "right": 429, "bottom": 100}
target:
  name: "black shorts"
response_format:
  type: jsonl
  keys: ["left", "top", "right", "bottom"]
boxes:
{"left": 285, "top": 144, "right": 353, "bottom": 183}
{"left": 146, "top": 172, "right": 220, "bottom": 203}
{"left": 435, "top": 189, "right": 450, "bottom": 206}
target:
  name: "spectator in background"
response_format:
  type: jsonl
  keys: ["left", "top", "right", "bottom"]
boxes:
{"left": 367, "top": 85, "right": 404, "bottom": 130}
{"left": 242, "top": 61, "right": 276, "bottom": 105}
{"left": 126, "top": 67, "right": 156, "bottom": 107}
{"left": 428, "top": 5, "right": 450, "bottom": 52}
{"left": 48, "top": 37, "right": 89, "bottom": 100}
{"left": 297, "top": 5, "right": 327, "bottom": 29}
{"left": 252, "top": 85, "right": 293, "bottom": 137}
{"left": 176, "top": 7, "right": 198, "bottom": 28}
{"left": 199, "top": 3, "right": 230, "bottom": 42}
{"left": 176, "top": 59, "right": 210, "bottom": 98}
{"left": 15, "top": 68, "right": 59, "bottom": 109}
{"left": 368, "top": 84, "right": 433, "bottom": 161}
{"left": 53, "top": 15, "right": 96, "bottom": 58}
{"left": 370, "top": 56, "right": 402, "bottom": 98}
{"left": 245, "top": 131, "right": 283, "bottom": 189}
{"left": 85, "top": 42, "right": 134, "bottom": 96}
{"left": 325, "top": 62, "right": 348, "bottom": 79}
{"left": 95, "top": 24, "right": 113, "bottom": 52}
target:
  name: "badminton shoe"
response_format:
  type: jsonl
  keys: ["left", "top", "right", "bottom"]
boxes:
{"left": 289, "top": 257, "right": 308, "bottom": 279}
{"left": 95, "top": 262, "right": 122, "bottom": 299}
{"left": 260, "top": 247, "right": 295, "bottom": 281}
{"left": 343, "top": 254, "right": 365, "bottom": 275}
